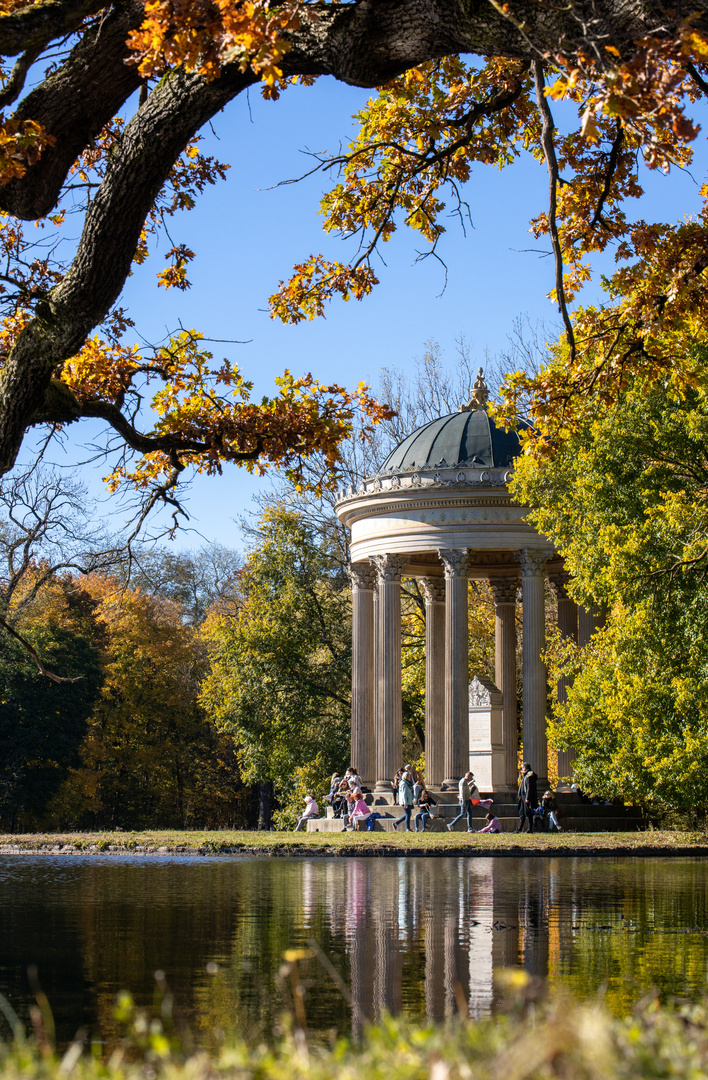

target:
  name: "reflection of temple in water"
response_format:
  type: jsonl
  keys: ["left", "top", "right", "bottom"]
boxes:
{"left": 299, "top": 858, "right": 562, "bottom": 1031}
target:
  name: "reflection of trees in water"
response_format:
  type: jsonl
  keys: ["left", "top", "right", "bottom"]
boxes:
{"left": 2, "top": 856, "right": 708, "bottom": 1047}
{"left": 545, "top": 858, "right": 708, "bottom": 1011}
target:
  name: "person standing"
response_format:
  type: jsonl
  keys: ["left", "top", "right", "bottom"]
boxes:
{"left": 393, "top": 770, "right": 415, "bottom": 831}
{"left": 447, "top": 771, "right": 476, "bottom": 832}
{"left": 515, "top": 762, "right": 538, "bottom": 833}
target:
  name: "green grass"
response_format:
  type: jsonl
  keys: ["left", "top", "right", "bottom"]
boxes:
{"left": 0, "top": 828, "right": 706, "bottom": 856}
{"left": 2, "top": 979, "right": 708, "bottom": 1080}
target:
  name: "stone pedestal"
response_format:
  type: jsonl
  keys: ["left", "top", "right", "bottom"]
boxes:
{"left": 421, "top": 577, "right": 446, "bottom": 787}
{"left": 468, "top": 675, "right": 506, "bottom": 790}
{"left": 370, "top": 554, "right": 407, "bottom": 791}
{"left": 489, "top": 577, "right": 518, "bottom": 791}
{"left": 438, "top": 549, "right": 469, "bottom": 787}
{"left": 517, "top": 548, "right": 548, "bottom": 785}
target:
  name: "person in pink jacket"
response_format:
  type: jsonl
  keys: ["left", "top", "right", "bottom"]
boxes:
{"left": 349, "top": 791, "right": 372, "bottom": 830}
{"left": 477, "top": 813, "right": 502, "bottom": 833}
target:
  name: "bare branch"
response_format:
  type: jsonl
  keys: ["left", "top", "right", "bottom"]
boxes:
{"left": 0, "top": 0, "right": 106, "bottom": 57}
{"left": 0, "top": 43, "right": 43, "bottom": 108}
{"left": 0, "top": 615, "right": 82, "bottom": 682}
{"left": 533, "top": 59, "right": 576, "bottom": 363}
{"left": 590, "top": 120, "right": 624, "bottom": 229}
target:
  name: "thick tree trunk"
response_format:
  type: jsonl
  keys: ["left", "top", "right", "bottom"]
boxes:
{"left": 257, "top": 782, "right": 272, "bottom": 831}
{"left": 0, "top": 0, "right": 705, "bottom": 477}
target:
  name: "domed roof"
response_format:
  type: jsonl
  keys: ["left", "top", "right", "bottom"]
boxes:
{"left": 378, "top": 369, "right": 529, "bottom": 474}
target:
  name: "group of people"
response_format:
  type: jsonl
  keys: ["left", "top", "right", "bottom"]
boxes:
{"left": 311, "top": 767, "right": 376, "bottom": 831}
{"left": 296, "top": 760, "right": 565, "bottom": 834}
{"left": 395, "top": 765, "right": 503, "bottom": 833}
{"left": 516, "top": 762, "right": 562, "bottom": 833}
{"left": 390, "top": 763, "right": 437, "bottom": 831}
{"left": 294, "top": 766, "right": 370, "bottom": 831}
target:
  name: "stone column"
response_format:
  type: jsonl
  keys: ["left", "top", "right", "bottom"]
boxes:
{"left": 489, "top": 577, "right": 519, "bottom": 790}
{"left": 348, "top": 562, "right": 377, "bottom": 789}
{"left": 370, "top": 554, "right": 407, "bottom": 792}
{"left": 549, "top": 571, "right": 578, "bottom": 782}
{"left": 421, "top": 577, "right": 446, "bottom": 788}
{"left": 578, "top": 604, "right": 606, "bottom": 646}
{"left": 438, "top": 549, "right": 469, "bottom": 787}
{"left": 517, "top": 549, "right": 548, "bottom": 785}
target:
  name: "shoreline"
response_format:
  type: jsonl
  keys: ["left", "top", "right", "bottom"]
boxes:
{"left": 0, "top": 829, "right": 706, "bottom": 858}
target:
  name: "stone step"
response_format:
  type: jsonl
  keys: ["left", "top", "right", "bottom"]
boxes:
{"left": 324, "top": 801, "right": 643, "bottom": 821}
{"left": 308, "top": 812, "right": 645, "bottom": 834}
{"left": 306, "top": 816, "right": 643, "bottom": 833}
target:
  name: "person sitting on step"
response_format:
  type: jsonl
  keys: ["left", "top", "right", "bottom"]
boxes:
{"left": 414, "top": 784, "right": 437, "bottom": 831}
{"left": 349, "top": 791, "right": 372, "bottom": 831}
{"left": 477, "top": 812, "right": 502, "bottom": 833}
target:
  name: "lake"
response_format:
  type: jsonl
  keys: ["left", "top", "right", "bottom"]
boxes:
{"left": 0, "top": 854, "right": 706, "bottom": 1046}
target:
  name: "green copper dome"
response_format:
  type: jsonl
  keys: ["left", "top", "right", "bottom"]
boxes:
{"left": 378, "top": 370, "right": 528, "bottom": 474}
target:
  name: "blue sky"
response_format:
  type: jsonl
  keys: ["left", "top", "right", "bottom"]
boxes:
{"left": 34, "top": 72, "right": 708, "bottom": 551}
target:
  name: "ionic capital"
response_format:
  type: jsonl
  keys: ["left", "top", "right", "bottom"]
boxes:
{"left": 437, "top": 548, "right": 469, "bottom": 579}
{"left": 489, "top": 577, "right": 519, "bottom": 606}
{"left": 548, "top": 570, "right": 573, "bottom": 602}
{"left": 347, "top": 562, "right": 377, "bottom": 591}
{"left": 516, "top": 548, "right": 548, "bottom": 578}
{"left": 420, "top": 576, "right": 446, "bottom": 605}
{"left": 370, "top": 553, "right": 407, "bottom": 583}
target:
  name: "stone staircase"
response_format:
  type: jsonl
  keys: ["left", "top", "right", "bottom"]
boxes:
{"left": 306, "top": 789, "right": 645, "bottom": 833}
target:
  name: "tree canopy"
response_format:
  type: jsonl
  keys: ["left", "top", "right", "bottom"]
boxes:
{"left": 0, "top": 0, "right": 705, "bottom": 519}
{"left": 512, "top": 375, "right": 708, "bottom": 809}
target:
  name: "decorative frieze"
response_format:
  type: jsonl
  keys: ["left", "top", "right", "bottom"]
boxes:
{"left": 334, "top": 466, "right": 514, "bottom": 504}
{"left": 469, "top": 675, "right": 492, "bottom": 708}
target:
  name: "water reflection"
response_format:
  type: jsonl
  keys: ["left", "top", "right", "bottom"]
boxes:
{"left": 0, "top": 854, "right": 706, "bottom": 1046}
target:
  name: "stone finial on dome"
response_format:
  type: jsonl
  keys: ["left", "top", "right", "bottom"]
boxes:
{"left": 459, "top": 368, "right": 490, "bottom": 412}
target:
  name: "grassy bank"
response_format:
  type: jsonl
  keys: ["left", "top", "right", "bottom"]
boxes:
{"left": 0, "top": 829, "right": 706, "bottom": 856}
{"left": 2, "top": 981, "right": 708, "bottom": 1080}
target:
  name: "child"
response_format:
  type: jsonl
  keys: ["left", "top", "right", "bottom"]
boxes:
{"left": 477, "top": 812, "right": 502, "bottom": 833}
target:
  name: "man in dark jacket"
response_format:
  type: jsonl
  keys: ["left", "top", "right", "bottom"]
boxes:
{"left": 515, "top": 762, "right": 538, "bottom": 833}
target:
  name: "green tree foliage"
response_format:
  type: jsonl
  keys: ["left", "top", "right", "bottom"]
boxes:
{"left": 0, "top": 579, "right": 103, "bottom": 828}
{"left": 201, "top": 505, "right": 351, "bottom": 826}
{"left": 512, "top": 376, "right": 708, "bottom": 809}
{"left": 49, "top": 573, "right": 246, "bottom": 830}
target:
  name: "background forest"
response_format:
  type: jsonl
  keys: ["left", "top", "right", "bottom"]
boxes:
{"left": 5, "top": 336, "right": 708, "bottom": 828}
{"left": 0, "top": 344, "right": 522, "bottom": 831}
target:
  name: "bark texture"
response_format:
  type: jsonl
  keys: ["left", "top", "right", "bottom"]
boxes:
{"left": 0, "top": 0, "right": 705, "bottom": 475}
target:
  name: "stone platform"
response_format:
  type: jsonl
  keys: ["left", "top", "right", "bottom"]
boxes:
{"left": 306, "top": 790, "right": 644, "bottom": 833}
